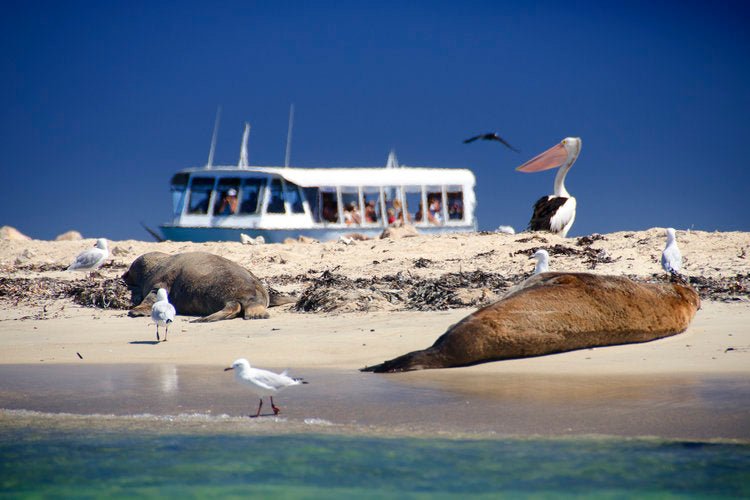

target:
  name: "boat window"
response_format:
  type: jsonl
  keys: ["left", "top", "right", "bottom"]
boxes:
{"left": 361, "top": 187, "right": 382, "bottom": 225}
{"left": 266, "top": 178, "right": 286, "bottom": 214}
{"left": 319, "top": 189, "right": 339, "bottom": 223}
{"left": 425, "top": 186, "right": 444, "bottom": 226}
{"left": 239, "top": 178, "right": 264, "bottom": 215}
{"left": 447, "top": 190, "right": 464, "bottom": 221}
{"left": 284, "top": 181, "right": 305, "bottom": 214}
{"left": 303, "top": 187, "right": 321, "bottom": 221}
{"left": 187, "top": 177, "right": 215, "bottom": 215}
{"left": 170, "top": 173, "right": 189, "bottom": 217}
{"left": 403, "top": 186, "right": 423, "bottom": 225}
{"left": 340, "top": 187, "right": 361, "bottom": 226}
{"left": 214, "top": 178, "right": 241, "bottom": 216}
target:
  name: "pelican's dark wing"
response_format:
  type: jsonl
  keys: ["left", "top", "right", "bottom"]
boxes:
{"left": 527, "top": 196, "right": 568, "bottom": 232}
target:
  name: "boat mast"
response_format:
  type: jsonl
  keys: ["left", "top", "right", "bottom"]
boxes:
{"left": 206, "top": 106, "right": 221, "bottom": 169}
{"left": 239, "top": 122, "right": 250, "bottom": 168}
{"left": 284, "top": 103, "right": 294, "bottom": 168}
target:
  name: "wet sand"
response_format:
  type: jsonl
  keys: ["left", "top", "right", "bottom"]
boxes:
{"left": 1, "top": 364, "right": 748, "bottom": 440}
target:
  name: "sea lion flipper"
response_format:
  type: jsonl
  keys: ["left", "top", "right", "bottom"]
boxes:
{"left": 243, "top": 303, "right": 270, "bottom": 320}
{"left": 191, "top": 302, "right": 243, "bottom": 323}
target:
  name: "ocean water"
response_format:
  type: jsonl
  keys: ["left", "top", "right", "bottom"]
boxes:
{"left": 1, "top": 421, "right": 749, "bottom": 498}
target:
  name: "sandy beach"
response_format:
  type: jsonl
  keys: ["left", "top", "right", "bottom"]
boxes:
{"left": 1, "top": 228, "right": 749, "bottom": 438}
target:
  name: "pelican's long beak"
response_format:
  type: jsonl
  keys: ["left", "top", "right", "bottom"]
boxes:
{"left": 516, "top": 142, "right": 568, "bottom": 172}
{"left": 223, "top": 366, "right": 234, "bottom": 372}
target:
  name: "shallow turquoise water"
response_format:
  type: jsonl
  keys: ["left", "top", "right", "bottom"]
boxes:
{"left": 2, "top": 426, "right": 748, "bottom": 498}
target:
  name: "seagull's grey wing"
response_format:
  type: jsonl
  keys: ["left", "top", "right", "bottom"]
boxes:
{"left": 69, "top": 249, "right": 103, "bottom": 270}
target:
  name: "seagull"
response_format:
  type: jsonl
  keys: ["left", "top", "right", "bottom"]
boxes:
{"left": 516, "top": 137, "right": 581, "bottom": 237}
{"left": 463, "top": 132, "right": 520, "bottom": 152}
{"left": 67, "top": 238, "right": 109, "bottom": 277}
{"left": 496, "top": 225, "right": 516, "bottom": 235}
{"left": 224, "top": 358, "right": 308, "bottom": 417}
{"left": 151, "top": 288, "right": 176, "bottom": 342}
{"left": 531, "top": 249, "right": 550, "bottom": 274}
{"left": 661, "top": 228, "right": 682, "bottom": 275}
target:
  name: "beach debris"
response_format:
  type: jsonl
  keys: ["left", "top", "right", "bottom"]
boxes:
{"left": 576, "top": 234, "right": 606, "bottom": 246}
{"left": 496, "top": 225, "right": 516, "bottom": 234}
{"left": 413, "top": 258, "right": 433, "bottom": 268}
{"left": 151, "top": 288, "right": 176, "bottom": 342}
{"left": 380, "top": 225, "right": 418, "bottom": 239}
{"left": 224, "top": 358, "right": 308, "bottom": 417}
{"left": 0, "top": 226, "right": 32, "bottom": 241}
{"left": 55, "top": 230, "right": 83, "bottom": 241}
{"left": 240, "top": 233, "right": 265, "bottom": 245}
{"left": 76, "top": 352, "right": 83, "bottom": 359}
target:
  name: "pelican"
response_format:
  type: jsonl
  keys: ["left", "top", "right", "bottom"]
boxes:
{"left": 516, "top": 137, "right": 581, "bottom": 237}
{"left": 661, "top": 228, "right": 682, "bottom": 275}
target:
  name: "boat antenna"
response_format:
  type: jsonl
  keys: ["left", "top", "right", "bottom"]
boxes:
{"left": 207, "top": 106, "right": 222, "bottom": 169}
{"left": 239, "top": 122, "right": 250, "bottom": 168}
{"left": 284, "top": 103, "right": 294, "bottom": 167}
{"left": 386, "top": 149, "right": 399, "bottom": 169}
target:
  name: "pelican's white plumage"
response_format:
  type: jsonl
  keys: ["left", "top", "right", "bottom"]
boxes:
{"left": 68, "top": 238, "right": 108, "bottom": 273}
{"left": 151, "top": 288, "right": 176, "bottom": 342}
{"left": 516, "top": 137, "right": 581, "bottom": 237}
{"left": 531, "top": 249, "right": 550, "bottom": 274}
{"left": 224, "top": 358, "right": 307, "bottom": 417}
{"left": 661, "top": 228, "right": 682, "bottom": 275}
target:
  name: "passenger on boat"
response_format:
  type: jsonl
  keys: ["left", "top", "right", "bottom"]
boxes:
{"left": 391, "top": 199, "right": 405, "bottom": 225}
{"left": 344, "top": 202, "right": 361, "bottom": 225}
{"left": 387, "top": 208, "right": 396, "bottom": 225}
{"left": 364, "top": 200, "right": 378, "bottom": 223}
{"left": 428, "top": 197, "right": 442, "bottom": 224}
{"left": 217, "top": 189, "right": 239, "bottom": 215}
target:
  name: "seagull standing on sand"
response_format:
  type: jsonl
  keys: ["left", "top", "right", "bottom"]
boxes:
{"left": 224, "top": 358, "right": 308, "bottom": 417}
{"left": 516, "top": 137, "right": 581, "bottom": 237}
{"left": 151, "top": 288, "right": 176, "bottom": 342}
{"left": 531, "top": 249, "right": 550, "bottom": 274}
{"left": 661, "top": 228, "right": 682, "bottom": 275}
{"left": 67, "top": 238, "right": 109, "bottom": 276}
{"left": 463, "top": 132, "right": 520, "bottom": 153}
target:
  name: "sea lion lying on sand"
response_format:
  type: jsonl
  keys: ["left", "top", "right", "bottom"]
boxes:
{"left": 123, "top": 251, "right": 288, "bottom": 322}
{"left": 362, "top": 272, "right": 700, "bottom": 372}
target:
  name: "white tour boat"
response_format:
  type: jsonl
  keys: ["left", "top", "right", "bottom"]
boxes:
{"left": 159, "top": 124, "right": 477, "bottom": 242}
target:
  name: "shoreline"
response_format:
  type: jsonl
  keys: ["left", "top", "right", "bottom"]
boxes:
{"left": 1, "top": 229, "right": 749, "bottom": 440}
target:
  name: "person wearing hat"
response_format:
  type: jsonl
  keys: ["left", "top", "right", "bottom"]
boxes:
{"left": 217, "top": 188, "right": 239, "bottom": 215}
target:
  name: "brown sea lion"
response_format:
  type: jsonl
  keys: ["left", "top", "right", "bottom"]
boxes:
{"left": 123, "top": 251, "right": 283, "bottom": 322}
{"left": 362, "top": 272, "right": 700, "bottom": 372}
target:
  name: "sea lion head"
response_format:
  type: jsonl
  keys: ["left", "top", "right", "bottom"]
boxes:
{"left": 122, "top": 252, "right": 170, "bottom": 304}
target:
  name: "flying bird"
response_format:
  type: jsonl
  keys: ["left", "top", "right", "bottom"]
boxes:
{"left": 531, "top": 249, "right": 550, "bottom": 274}
{"left": 463, "top": 132, "right": 520, "bottom": 152}
{"left": 661, "top": 228, "right": 683, "bottom": 275}
{"left": 224, "top": 358, "right": 308, "bottom": 417}
{"left": 67, "top": 238, "right": 109, "bottom": 277}
{"left": 516, "top": 137, "right": 581, "bottom": 237}
{"left": 151, "top": 288, "right": 176, "bottom": 342}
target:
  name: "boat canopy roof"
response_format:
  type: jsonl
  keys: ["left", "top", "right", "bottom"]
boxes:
{"left": 178, "top": 165, "right": 476, "bottom": 188}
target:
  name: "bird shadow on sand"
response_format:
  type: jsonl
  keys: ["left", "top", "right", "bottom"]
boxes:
{"left": 129, "top": 340, "right": 161, "bottom": 345}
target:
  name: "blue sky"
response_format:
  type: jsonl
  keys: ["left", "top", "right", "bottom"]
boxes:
{"left": 2, "top": 1, "right": 749, "bottom": 240}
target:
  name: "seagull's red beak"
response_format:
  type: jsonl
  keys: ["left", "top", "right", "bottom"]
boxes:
{"left": 516, "top": 142, "right": 568, "bottom": 172}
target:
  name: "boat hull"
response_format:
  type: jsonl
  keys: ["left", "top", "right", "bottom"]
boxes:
{"left": 159, "top": 224, "right": 477, "bottom": 243}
